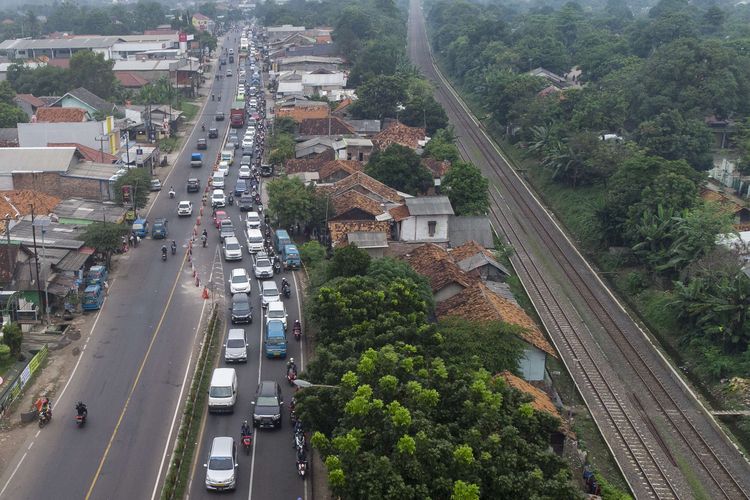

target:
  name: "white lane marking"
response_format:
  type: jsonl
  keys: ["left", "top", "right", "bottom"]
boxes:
{"left": 292, "top": 271, "right": 304, "bottom": 372}
{"left": 247, "top": 427, "right": 258, "bottom": 500}
{"left": 149, "top": 277, "right": 212, "bottom": 500}
{"left": 0, "top": 277, "right": 116, "bottom": 497}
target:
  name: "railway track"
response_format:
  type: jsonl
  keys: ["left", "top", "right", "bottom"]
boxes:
{"left": 407, "top": 1, "right": 750, "bottom": 498}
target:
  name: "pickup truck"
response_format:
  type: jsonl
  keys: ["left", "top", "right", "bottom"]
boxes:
{"left": 190, "top": 152, "right": 203, "bottom": 168}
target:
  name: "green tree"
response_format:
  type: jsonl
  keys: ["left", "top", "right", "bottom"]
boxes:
{"left": 350, "top": 75, "right": 407, "bottom": 120}
{"left": 267, "top": 176, "right": 313, "bottom": 229}
{"left": 69, "top": 51, "right": 117, "bottom": 101}
{"left": 635, "top": 110, "right": 713, "bottom": 170}
{"left": 82, "top": 222, "right": 129, "bottom": 267}
{"left": 0, "top": 81, "right": 15, "bottom": 105}
{"left": 0, "top": 103, "right": 28, "bottom": 128}
{"left": 365, "top": 144, "right": 433, "bottom": 195}
{"left": 114, "top": 168, "right": 151, "bottom": 209}
{"left": 423, "top": 128, "right": 460, "bottom": 163}
{"left": 7, "top": 65, "right": 70, "bottom": 96}
{"left": 366, "top": 257, "right": 433, "bottom": 308}
{"left": 327, "top": 244, "right": 371, "bottom": 280}
{"left": 2, "top": 322, "right": 23, "bottom": 358}
{"left": 441, "top": 161, "right": 489, "bottom": 216}
{"left": 274, "top": 116, "right": 297, "bottom": 135}
{"left": 400, "top": 91, "right": 448, "bottom": 135}
{"left": 269, "top": 132, "right": 295, "bottom": 167}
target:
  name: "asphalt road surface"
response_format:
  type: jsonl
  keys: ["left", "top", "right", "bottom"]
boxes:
{"left": 0, "top": 31, "right": 300, "bottom": 500}
{"left": 186, "top": 32, "right": 308, "bottom": 500}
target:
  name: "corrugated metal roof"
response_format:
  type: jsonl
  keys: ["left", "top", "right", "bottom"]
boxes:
{"left": 54, "top": 249, "right": 89, "bottom": 272}
{"left": 347, "top": 231, "right": 387, "bottom": 248}
{"left": 53, "top": 198, "right": 126, "bottom": 222}
{"left": 0, "top": 147, "right": 77, "bottom": 174}
{"left": 449, "top": 216, "right": 493, "bottom": 248}
{"left": 0, "top": 36, "right": 123, "bottom": 51}
{"left": 405, "top": 196, "right": 454, "bottom": 216}
{"left": 8, "top": 220, "right": 84, "bottom": 249}
{"left": 66, "top": 162, "right": 122, "bottom": 180}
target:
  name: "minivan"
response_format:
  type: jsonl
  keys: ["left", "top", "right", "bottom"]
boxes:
{"left": 224, "top": 328, "right": 248, "bottom": 363}
{"left": 221, "top": 150, "right": 234, "bottom": 165}
{"left": 261, "top": 280, "right": 280, "bottom": 308}
{"left": 246, "top": 228, "right": 264, "bottom": 253}
{"left": 274, "top": 229, "right": 291, "bottom": 253}
{"left": 266, "top": 301, "right": 287, "bottom": 330}
{"left": 208, "top": 368, "right": 237, "bottom": 413}
{"left": 263, "top": 320, "right": 287, "bottom": 358}
{"left": 204, "top": 437, "right": 237, "bottom": 491}
{"left": 252, "top": 381, "right": 283, "bottom": 428}
{"left": 246, "top": 212, "right": 261, "bottom": 229}
{"left": 212, "top": 172, "right": 225, "bottom": 190}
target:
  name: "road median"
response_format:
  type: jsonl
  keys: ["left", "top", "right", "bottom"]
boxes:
{"left": 161, "top": 305, "right": 221, "bottom": 500}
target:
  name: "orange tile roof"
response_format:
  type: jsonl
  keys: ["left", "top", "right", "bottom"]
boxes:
{"left": 35, "top": 107, "right": 86, "bottom": 123}
{"left": 47, "top": 142, "right": 117, "bottom": 163}
{"left": 115, "top": 72, "right": 149, "bottom": 88}
{"left": 700, "top": 187, "right": 748, "bottom": 215}
{"left": 319, "top": 160, "right": 362, "bottom": 181}
{"left": 388, "top": 204, "right": 410, "bottom": 222}
{"left": 331, "top": 190, "right": 384, "bottom": 219}
{"left": 298, "top": 116, "right": 355, "bottom": 136}
{"left": 450, "top": 240, "right": 496, "bottom": 263}
{"left": 402, "top": 243, "right": 475, "bottom": 292}
{"left": 284, "top": 151, "right": 334, "bottom": 174}
{"left": 436, "top": 281, "right": 557, "bottom": 357}
{"left": 421, "top": 158, "right": 451, "bottom": 178}
{"left": 0, "top": 190, "right": 60, "bottom": 231}
{"left": 333, "top": 98, "right": 352, "bottom": 115}
{"left": 15, "top": 94, "right": 46, "bottom": 108}
{"left": 333, "top": 171, "right": 404, "bottom": 204}
{"left": 500, "top": 371, "right": 562, "bottom": 420}
{"left": 372, "top": 121, "right": 425, "bottom": 151}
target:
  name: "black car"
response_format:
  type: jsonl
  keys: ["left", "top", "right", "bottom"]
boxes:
{"left": 230, "top": 293, "right": 253, "bottom": 324}
{"left": 239, "top": 193, "right": 253, "bottom": 211}
{"left": 208, "top": 127, "right": 219, "bottom": 138}
{"left": 234, "top": 179, "right": 248, "bottom": 196}
{"left": 187, "top": 177, "right": 201, "bottom": 192}
{"left": 215, "top": 111, "right": 225, "bottom": 121}
{"left": 197, "top": 138, "right": 207, "bottom": 150}
{"left": 251, "top": 381, "right": 283, "bottom": 428}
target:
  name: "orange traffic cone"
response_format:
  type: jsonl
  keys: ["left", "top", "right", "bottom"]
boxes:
{"left": 202, "top": 287, "right": 209, "bottom": 299}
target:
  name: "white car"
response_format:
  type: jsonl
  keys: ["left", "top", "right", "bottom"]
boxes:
{"left": 246, "top": 212, "right": 261, "bottom": 229}
{"left": 212, "top": 172, "right": 225, "bottom": 190}
{"left": 261, "top": 280, "right": 280, "bottom": 308}
{"left": 217, "top": 161, "right": 230, "bottom": 177}
{"left": 244, "top": 129, "right": 256, "bottom": 139}
{"left": 223, "top": 236, "right": 243, "bottom": 261}
{"left": 229, "top": 268, "right": 251, "bottom": 295}
{"left": 238, "top": 165, "right": 252, "bottom": 179}
{"left": 242, "top": 138, "right": 254, "bottom": 149}
{"left": 212, "top": 189, "right": 226, "bottom": 208}
{"left": 253, "top": 257, "right": 273, "bottom": 279}
{"left": 177, "top": 200, "right": 193, "bottom": 216}
{"left": 265, "top": 301, "right": 287, "bottom": 330}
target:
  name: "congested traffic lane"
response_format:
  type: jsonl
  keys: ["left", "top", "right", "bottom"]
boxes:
{"left": 0, "top": 34, "right": 240, "bottom": 500}
{"left": 187, "top": 28, "right": 307, "bottom": 500}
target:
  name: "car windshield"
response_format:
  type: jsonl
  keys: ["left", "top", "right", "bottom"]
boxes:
{"left": 226, "top": 242, "right": 240, "bottom": 251}
{"left": 268, "top": 310, "right": 284, "bottom": 319}
{"left": 209, "top": 386, "right": 232, "bottom": 398}
{"left": 132, "top": 223, "right": 143, "bottom": 230}
{"left": 213, "top": 194, "right": 223, "bottom": 200}
{"left": 256, "top": 396, "right": 278, "bottom": 406}
{"left": 227, "top": 339, "right": 245, "bottom": 348}
{"left": 231, "top": 274, "right": 247, "bottom": 283}
{"left": 234, "top": 301, "right": 250, "bottom": 312}
{"left": 249, "top": 235, "right": 263, "bottom": 243}
{"left": 208, "top": 457, "right": 233, "bottom": 471}
{"left": 256, "top": 259, "right": 271, "bottom": 267}
{"left": 179, "top": 203, "right": 190, "bottom": 208}
{"left": 263, "top": 288, "right": 278, "bottom": 297}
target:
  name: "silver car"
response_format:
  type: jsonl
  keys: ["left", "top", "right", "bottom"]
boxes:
{"left": 253, "top": 257, "right": 273, "bottom": 279}
{"left": 223, "top": 236, "right": 243, "bottom": 261}
{"left": 224, "top": 328, "right": 248, "bottom": 363}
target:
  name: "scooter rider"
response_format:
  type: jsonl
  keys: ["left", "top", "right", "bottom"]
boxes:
{"left": 168, "top": 186, "right": 175, "bottom": 199}
{"left": 201, "top": 228, "right": 208, "bottom": 247}
{"left": 76, "top": 401, "right": 87, "bottom": 418}
{"left": 241, "top": 420, "right": 251, "bottom": 439}
{"left": 161, "top": 245, "right": 167, "bottom": 258}
{"left": 170, "top": 240, "right": 177, "bottom": 255}
{"left": 286, "top": 357, "right": 297, "bottom": 374}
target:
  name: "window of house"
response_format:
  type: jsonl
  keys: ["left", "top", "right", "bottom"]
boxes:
{"left": 428, "top": 221, "right": 437, "bottom": 237}
{"left": 358, "top": 152, "right": 364, "bottom": 161}
{"left": 347, "top": 152, "right": 352, "bottom": 160}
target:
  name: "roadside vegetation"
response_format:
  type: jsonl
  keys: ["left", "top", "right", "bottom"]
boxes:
{"left": 424, "top": 0, "right": 750, "bottom": 445}
{"left": 295, "top": 245, "right": 578, "bottom": 499}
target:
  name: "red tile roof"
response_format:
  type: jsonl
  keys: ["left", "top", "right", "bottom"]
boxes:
{"left": 422, "top": 158, "right": 451, "bottom": 178}
{"left": 318, "top": 160, "right": 362, "bottom": 182}
{"left": 331, "top": 190, "right": 384, "bottom": 219}
{"left": 388, "top": 204, "right": 410, "bottom": 222}
{"left": 115, "top": 72, "right": 149, "bottom": 88}
{"left": 35, "top": 107, "right": 86, "bottom": 123}
{"left": 15, "top": 94, "right": 46, "bottom": 108}
{"left": 436, "top": 281, "right": 557, "bottom": 357}
{"left": 500, "top": 371, "right": 563, "bottom": 423}
{"left": 47, "top": 142, "right": 118, "bottom": 163}
{"left": 332, "top": 98, "right": 352, "bottom": 115}
{"left": 332, "top": 171, "right": 404, "bottom": 204}
{"left": 372, "top": 121, "right": 426, "bottom": 151}
{"left": 298, "top": 116, "right": 355, "bottom": 136}
{"left": 284, "top": 152, "right": 333, "bottom": 174}
{"left": 450, "top": 240, "right": 496, "bottom": 263}
{"left": 402, "top": 243, "right": 475, "bottom": 293}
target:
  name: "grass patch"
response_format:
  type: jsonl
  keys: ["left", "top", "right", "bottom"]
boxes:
{"left": 158, "top": 136, "right": 180, "bottom": 154}
{"left": 0, "top": 355, "right": 17, "bottom": 378}
{"left": 177, "top": 102, "right": 199, "bottom": 123}
{"left": 161, "top": 306, "right": 221, "bottom": 500}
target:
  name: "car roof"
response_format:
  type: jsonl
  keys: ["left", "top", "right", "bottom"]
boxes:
{"left": 262, "top": 280, "right": 279, "bottom": 290}
{"left": 231, "top": 267, "right": 247, "bottom": 277}
{"left": 258, "top": 380, "right": 278, "bottom": 395}
{"left": 267, "top": 301, "right": 285, "bottom": 312}
{"left": 210, "top": 436, "right": 234, "bottom": 457}
{"left": 227, "top": 328, "right": 245, "bottom": 339}
{"left": 225, "top": 236, "right": 239, "bottom": 244}
{"left": 212, "top": 189, "right": 224, "bottom": 195}
{"left": 232, "top": 293, "right": 249, "bottom": 304}
{"left": 188, "top": 177, "right": 199, "bottom": 182}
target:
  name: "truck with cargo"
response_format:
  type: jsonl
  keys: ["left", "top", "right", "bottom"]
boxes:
{"left": 230, "top": 101, "right": 245, "bottom": 128}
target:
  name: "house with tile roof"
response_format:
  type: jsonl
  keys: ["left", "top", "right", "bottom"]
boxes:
{"left": 275, "top": 99, "right": 330, "bottom": 122}
{"left": 701, "top": 184, "right": 750, "bottom": 230}
{"left": 422, "top": 157, "right": 451, "bottom": 188}
{"left": 14, "top": 94, "right": 46, "bottom": 119}
{"left": 450, "top": 240, "right": 510, "bottom": 282}
{"left": 297, "top": 116, "right": 355, "bottom": 138}
{"left": 331, "top": 171, "right": 406, "bottom": 205}
{"left": 318, "top": 160, "right": 363, "bottom": 183}
{"left": 51, "top": 87, "right": 117, "bottom": 117}
{"left": 345, "top": 119, "right": 381, "bottom": 137}
{"left": 372, "top": 121, "right": 428, "bottom": 152}
{"left": 115, "top": 72, "right": 149, "bottom": 89}
{"left": 284, "top": 151, "right": 335, "bottom": 175}
{"left": 436, "top": 281, "right": 557, "bottom": 381}
{"left": 34, "top": 107, "right": 87, "bottom": 123}
{"left": 47, "top": 142, "right": 118, "bottom": 163}
{"left": 402, "top": 243, "right": 475, "bottom": 302}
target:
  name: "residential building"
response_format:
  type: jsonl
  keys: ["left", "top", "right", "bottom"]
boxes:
{"left": 192, "top": 13, "right": 214, "bottom": 33}
{"left": 50, "top": 87, "right": 117, "bottom": 117}
{"left": 53, "top": 198, "right": 127, "bottom": 225}
{"left": 345, "top": 119, "right": 381, "bottom": 137}
{"left": 34, "top": 108, "right": 87, "bottom": 123}
{"left": 277, "top": 55, "right": 344, "bottom": 72}
{"left": 448, "top": 215, "right": 494, "bottom": 248}
{"left": 401, "top": 243, "right": 475, "bottom": 302}
{"left": 297, "top": 116, "right": 355, "bottom": 138}
{"left": 347, "top": 231, "right": 388, "bottom": 258}
{"left": 267, "top": 25, "right": 306, "bottom": 43}
{"left": 449, "top": 240, "right": 509, "bottom": 282}
{"left": 14, "top": 94, "right": 46, "bottom": 119}
{"left": 372, "top": 121, "right": 429, "bottom": 152}
{"left": 397, "top": 196, "right": 454, "bottom": 242}
{"left": 275, "top": 99, "right": 329, "bottom": 122}
{"left": 436, "top": 281, "right": 558, "bottom": 381}
{"left": 19, "top": 119, "right": 119, "bottom": 153}
{"left": 0, "top": 36, "right": 124, "bottom": 60}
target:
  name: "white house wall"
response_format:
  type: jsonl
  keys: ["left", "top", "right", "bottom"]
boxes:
{"left": 400, "top": 214, "right": 450, "bottom": 241}
{"left": 518, "top": 345, "right": 547, "bottom": 381}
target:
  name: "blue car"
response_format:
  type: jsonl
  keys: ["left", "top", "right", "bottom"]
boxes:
{"left": 263, "top": 320, "right": 287, "bottom": 358}
{"left": 234, "top": 179, "right": 248, "bottom": 196}
{"left": 132, "top": 217, "right": 149, "bottom": 238}
{"left": 152, "top": 218, "right": 168, "bottom": 239}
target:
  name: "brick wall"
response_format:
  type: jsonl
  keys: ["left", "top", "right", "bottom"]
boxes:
{"left": 328, "top": 220, "right": 391, "bottom": 246}
{"left": 13, "top": 172, "right": 107, "bottom": 200}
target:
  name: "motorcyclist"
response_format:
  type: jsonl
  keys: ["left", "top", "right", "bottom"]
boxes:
{"left": 201, "top": 123, "right": 205, "bottom": 132}
{"left": 170, "top": 240, "right": 177, "bottom": 254}
{"left": 76, "top": 401, "right": 87, "bottom": 418}
{"left": 281, "top": 277, "right": 289, "bottom": 290}
{"left": 241, "top": 420, "right": 251, "bottom": 439}
{"left": 286, "top": 357, "right": 297, "bottom": 375}
{"left": 161, "top": 245, "right": 167, "bottom": 258}
{"left": 211, "top": 93, "right": 215, "bottom": 101}
{"left": 168, "top": 186, "right": 175, "bottom": 198}
{"left": 201, "top": 228, "right": 208, "bottom": 247}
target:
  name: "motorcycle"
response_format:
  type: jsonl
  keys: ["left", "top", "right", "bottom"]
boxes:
{"left": 287, "top": 367, "right": 297, "bottom": 386}
{"left": 161, "top": 248, "right": 167, "bottom": 261}
{"left": 297, "top": 459, "right": 307, "bottom": 479}
{"left": 282, "top": 283, "right": 291, "bottom": 299}
{"left": 228, "top": 194, "right": 234, "bottom": 206}
{"left": 293, "top": 320, "right": 301, "bottom": 341}
{"left": 201, "top": 233, "right": 207, "bottom": 248}
{"left": 273, "top": 260, "right": 281, "bottom": 274}
{"left": 242, "top": 434, "right": 253, "bottom": 455}
{"left": 171, "top": 241, "right": 177, "bottom": 255}
{"left": 75, "top": 411, "right": 87, "bottom": 427}
{"left": 294, "top": 431, "right": 306, "bottom": 452}
{"left": 38, "top": 409, "right": 51, "bottom": 428}
{"left": 168, "top": 189, "right": 175, "bottom": 199}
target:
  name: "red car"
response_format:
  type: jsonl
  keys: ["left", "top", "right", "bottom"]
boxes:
{"left": 213, "top": 210, "right": 228, "bottom": 228}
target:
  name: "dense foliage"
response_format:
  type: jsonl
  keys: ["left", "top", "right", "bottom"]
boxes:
{"left": 297, "top": 250, "right": 577, "bottom": 498}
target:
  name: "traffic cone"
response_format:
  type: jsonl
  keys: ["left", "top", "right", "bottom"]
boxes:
{"left": 202, "top": 287, "right": 209, "bottom": 300}
{"left": 196, "top": 216, "right": 201, "bottom": 226}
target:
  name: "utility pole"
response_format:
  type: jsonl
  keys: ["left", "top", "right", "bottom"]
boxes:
{"left": 29, "top": 205, "right": 43, "bottom": 322}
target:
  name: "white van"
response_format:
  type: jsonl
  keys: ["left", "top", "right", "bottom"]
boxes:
{"left": 212, "top": 172, "right": 225, "bottom": 190}
{"left": 208, "top": 368, "right": 237, "bottom": 413}
{"left": 246, "top": 212, "right": 261, "bottom": 229}
{"left": 246, "top": 227, "right": 264, "bottom": 253}
{"left": 224, "top": 328, "right": 248, "bottom": 362}
{"left": 204, "top": 437, "right": 238, "bottom": 491}
{"left": 221, "top": 150, "right": 234, "bottom": 165}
